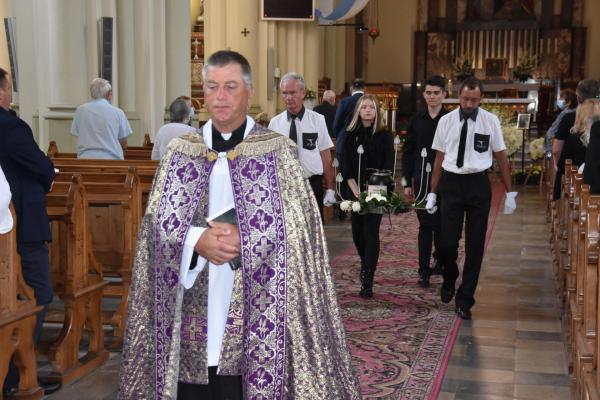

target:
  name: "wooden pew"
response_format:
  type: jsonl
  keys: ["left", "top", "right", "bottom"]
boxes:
{"left": 554, "top": 160, "right": 573, "bottom": 304}
{"left": 52, "top": 170, "right": 141, "bottom": 344}
{"left": 47, "top": 141, "right": 153, "bottom": 161}
{"left": 0, "top": 205, "right": 44, "bottom": 399}
{"left": 44, "top": 176, "right": 109, "bottom": 384}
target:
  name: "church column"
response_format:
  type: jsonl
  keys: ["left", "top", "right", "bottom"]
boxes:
{"left": 165, "top": 0, "right": 191, "bottom": 103}
{"left": 132, "top": 0, "right": 167, "bottom": 140}
{"left": 204, "top": 0, "right": 226, "bottom": 56}
{"left": 303, "top": 21, "right": 320, "bottom": 98}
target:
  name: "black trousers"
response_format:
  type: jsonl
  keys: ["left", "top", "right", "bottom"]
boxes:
{"left": 351, "top": 212, "right": 383, "bottom": 270}
{"left": 177, "top": 367, "right": 242, "bottom": 400}
{"left": 438, "top": 170, "right": 491, "bottom": 310}
{"left": 416, "top": 208, "right": 441, "bottom": 273}
{"left": 4, "top": 241, "right": 53, "bottom": 390}
{"left": 308, "top": 174, "right": 324, "bottom": 221}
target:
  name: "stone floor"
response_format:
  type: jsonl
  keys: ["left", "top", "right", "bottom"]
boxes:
{"left": 39, "top": 186, "right": 570, "bottom": 399}
{"left": 438, "top": 186, "right": 571, "bottom": 400}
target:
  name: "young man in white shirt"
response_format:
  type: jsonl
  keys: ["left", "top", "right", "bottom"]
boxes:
{"left": 268, "top": 72, "right": 336, "bottom": 219}
{"left": 426, "top": 77, "right": 517, "bottom": 320}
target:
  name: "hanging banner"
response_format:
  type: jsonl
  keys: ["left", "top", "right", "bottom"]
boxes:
{"left": 316, "top": 0, "right": 370, "bottom": 25}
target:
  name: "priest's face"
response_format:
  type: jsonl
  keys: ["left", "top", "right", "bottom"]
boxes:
{"left": 281, "top": 79, "right": 305, "bottom": 115}
{"left": 203, "top": 63, "right": 253, "bottom": 132}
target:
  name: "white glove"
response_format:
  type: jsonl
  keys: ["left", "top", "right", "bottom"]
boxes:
{"left": 504, "top": 192, "right": 517, "bottom": 214}
{"left": 324, "top": 189, "right": 336, "bottom": 207}
{"left": 425, "top": 193, "right": 437, "bottom": 214}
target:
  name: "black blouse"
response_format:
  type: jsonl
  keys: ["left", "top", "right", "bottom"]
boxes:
{"left": 342, "top": 125, "right": 395, "bottom": 192}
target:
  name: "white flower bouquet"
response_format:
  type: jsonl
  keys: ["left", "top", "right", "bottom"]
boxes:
{"left": 528, "top": 137, "right": 545, "bottom": 161}
{"left": 339, "top": 191, "right": 410, "bottom": 215}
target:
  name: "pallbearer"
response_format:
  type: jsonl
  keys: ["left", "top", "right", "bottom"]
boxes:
{"left": 426, "top": 77, "right": 516, "bottom": 320}
{"left": 402, "top": 76, "right": 449, "bottom": 288}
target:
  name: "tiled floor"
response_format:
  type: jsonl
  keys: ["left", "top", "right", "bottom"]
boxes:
{"left": 41, "top": 186, "right": 571, "bottom": 399}
{"left": 438, "top": 186, "right": 572, "bottom": 400}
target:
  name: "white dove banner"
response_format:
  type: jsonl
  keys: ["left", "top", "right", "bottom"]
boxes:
{"left": 316, "top": 0, "right": 371, "bottom": 25}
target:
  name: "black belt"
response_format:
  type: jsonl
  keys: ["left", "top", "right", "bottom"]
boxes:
{"left": 442, "top": 169, "right": 488, "bottom": 177}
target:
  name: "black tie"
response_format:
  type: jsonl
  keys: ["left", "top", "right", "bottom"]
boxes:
{"left": 456, "top": 118, "right": 468, "bottom": 168}
{"left": 289, "top": 115, "right": 297, "bottom": 144}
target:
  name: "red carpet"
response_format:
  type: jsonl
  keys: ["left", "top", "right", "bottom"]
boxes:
{"left": 332, "top": 181, "right": 505, "bottom": 399}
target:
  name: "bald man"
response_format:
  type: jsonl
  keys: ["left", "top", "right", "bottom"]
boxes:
{"left": 313, "top": 89, "right": 337, "bottom": 138}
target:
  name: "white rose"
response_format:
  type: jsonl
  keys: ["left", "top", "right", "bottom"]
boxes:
{"left": 351, "top": 202, "right": 362, "bottom": 212}
{"left": 366, "top": 194, "right": 375, "bottom": 202}
{"left": 374, "top": 194, "right": 386, "bottom": 202}
{"left": 340, "top": 200, "right": 351, "bottom": 211}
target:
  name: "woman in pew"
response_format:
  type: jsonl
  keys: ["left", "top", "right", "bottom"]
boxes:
{"left": 555, "top": 99, "right": 600, "bottom": 190}
{"left": 0, "top": 164, "right": 12, "bottom": 233}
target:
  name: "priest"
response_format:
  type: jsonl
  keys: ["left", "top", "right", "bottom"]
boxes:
{"left": 118, "top": 50, "right": 361, "bottom": 400}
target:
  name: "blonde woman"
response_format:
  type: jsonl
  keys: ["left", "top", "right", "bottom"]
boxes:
{"left": 571, "top": 98, "right": 600, "bottom": 146}
{"left": 341, "top": 94, "right": 394, "bottom": 297}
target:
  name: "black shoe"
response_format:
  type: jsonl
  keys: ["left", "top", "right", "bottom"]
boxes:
{"left": 455, "top": 306, "right": 472, "bottom": 320}
{"left": 359, "top": 268, "right": 374, "bottom": 298}
{"left": 440, "top": 284, "right": 455, "bottom": 303}
{"left": 431, "top": 259, "right": 443, "bottom": 275}
{"left": 39, "top": 379, "right": 62, "bottom": 395}
{"left": 418, "top": 269, "right": 431, "bottom": 288}
{"left": 3, "top": 387, "right": 18, "bottom": 398}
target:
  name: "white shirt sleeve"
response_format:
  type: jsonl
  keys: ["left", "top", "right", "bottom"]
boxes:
{"left": 0, "top": 166, "right": 13, "bottom": 234}
{"left": 180, "top": 226, "right": 208, "bottom": 289}
{"left": 70, "top": 109, "right": 80, "bottom": 136}
{"left": 490, "top": 114, "right": 507, "bottom": 152}
{"left": 431, "top": 117, "right": 447, "bottom": 152}
{"left": 118, "top": 110, "right": 133, "bottom": 139}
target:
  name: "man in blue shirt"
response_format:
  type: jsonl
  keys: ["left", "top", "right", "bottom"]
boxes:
{"left": 71, "top": 78, "right": 132, "bottom": 159}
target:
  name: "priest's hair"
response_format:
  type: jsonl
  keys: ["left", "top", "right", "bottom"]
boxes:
{"left": 202, "top": 50, "right": 253, "bottom": 89}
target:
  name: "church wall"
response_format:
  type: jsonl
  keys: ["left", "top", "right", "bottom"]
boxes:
{"left": 4, "top": 0, "right": 190, "bottom": 151}
{"left": 584, "top": 0, "right": 600, "bottom": 79}
{"left": 365, "top": 0, "right": 419, "bottom": 83}
{"left": 0, "top": 0, "right": 8, "bottom": 71}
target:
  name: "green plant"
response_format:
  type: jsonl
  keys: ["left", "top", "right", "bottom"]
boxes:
{"left": 513, "top": 53, "right": 537, "bottom": 82}
{"left": 304, "top": 87, "right": 317, "bottom": 100}
{"left": 454, "top": 54, "right": 474, "bottom": 80}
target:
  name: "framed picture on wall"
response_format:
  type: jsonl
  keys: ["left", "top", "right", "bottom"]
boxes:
{"left": 485, "top": 58, "right": 508, "bottom": 80}
{"left": 516, "top": 113, "right": 531, "bottom": 130}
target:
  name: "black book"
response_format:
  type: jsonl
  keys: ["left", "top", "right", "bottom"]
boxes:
{"left": 207, "top": 205, "right": 241, "bottom": 270}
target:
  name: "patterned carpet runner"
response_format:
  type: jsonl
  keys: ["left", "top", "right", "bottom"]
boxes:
{"left": 333, "top": 181, "right": 504, "bottom": 399}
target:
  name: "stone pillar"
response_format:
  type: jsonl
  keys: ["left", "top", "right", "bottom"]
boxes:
{"left": 166, "top": 0, "right": 191, "bottom": 103}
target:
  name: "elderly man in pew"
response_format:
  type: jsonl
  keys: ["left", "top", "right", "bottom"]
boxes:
{"left": 0, "top": 68, "right": 60, "bottom": 396}
{"left": 71, "top": 78, "right": 132, "bottom": 160}
{"left": 152, "top": 97, "right": 198, "bottom": 160}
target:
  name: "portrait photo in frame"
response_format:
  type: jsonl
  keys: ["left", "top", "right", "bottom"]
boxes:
{"left": 516, "top": 113, "right": 531, "bottom": 130}
{"left": 485, "top": 58, "right": 508, "bottom": 80}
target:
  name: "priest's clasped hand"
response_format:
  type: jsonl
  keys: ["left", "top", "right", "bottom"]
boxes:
{"left": 324, "top": 189, "right": 336, "bottom": 207}
{"left": 425, "top": 193, "right": 438, "bottom": 214}
{"left": 194, "top": 221, "right": 240, "bottom": 265}
{"left": 504, "top": 191, "right": 518, "bottom": 214}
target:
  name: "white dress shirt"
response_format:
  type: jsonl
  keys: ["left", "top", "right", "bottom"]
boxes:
{"left": 0, "top": 165, "right": 13, "bottom": 234}
{"left": 152, "top": 122, "right": 196, "bottom": 160}
{"left": 432, "top": 107, "right": 506, "bottom": 174}
{"left": 179, "top": 116, "right": 254, "bottom": 367}
{"left": 268, "top": 108, "right": 333, "bottom": 178}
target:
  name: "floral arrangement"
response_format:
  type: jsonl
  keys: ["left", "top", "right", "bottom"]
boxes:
{"left": 339, "top": 191, "right": 410, "bottom": 215}
{"left": 528, "top": 137, "right": 545, "bottom": 161}
{"left": 454, "top": 54, "right": 474, "bottom": 81}
{"left": 304, "top": 87, "right": 317, "bottom": 100}
{"left": 513, "top": 53, "right": 537, "bottom": 82}
{"left": 503, "top": 126, "right": 522, "bottom": 156}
